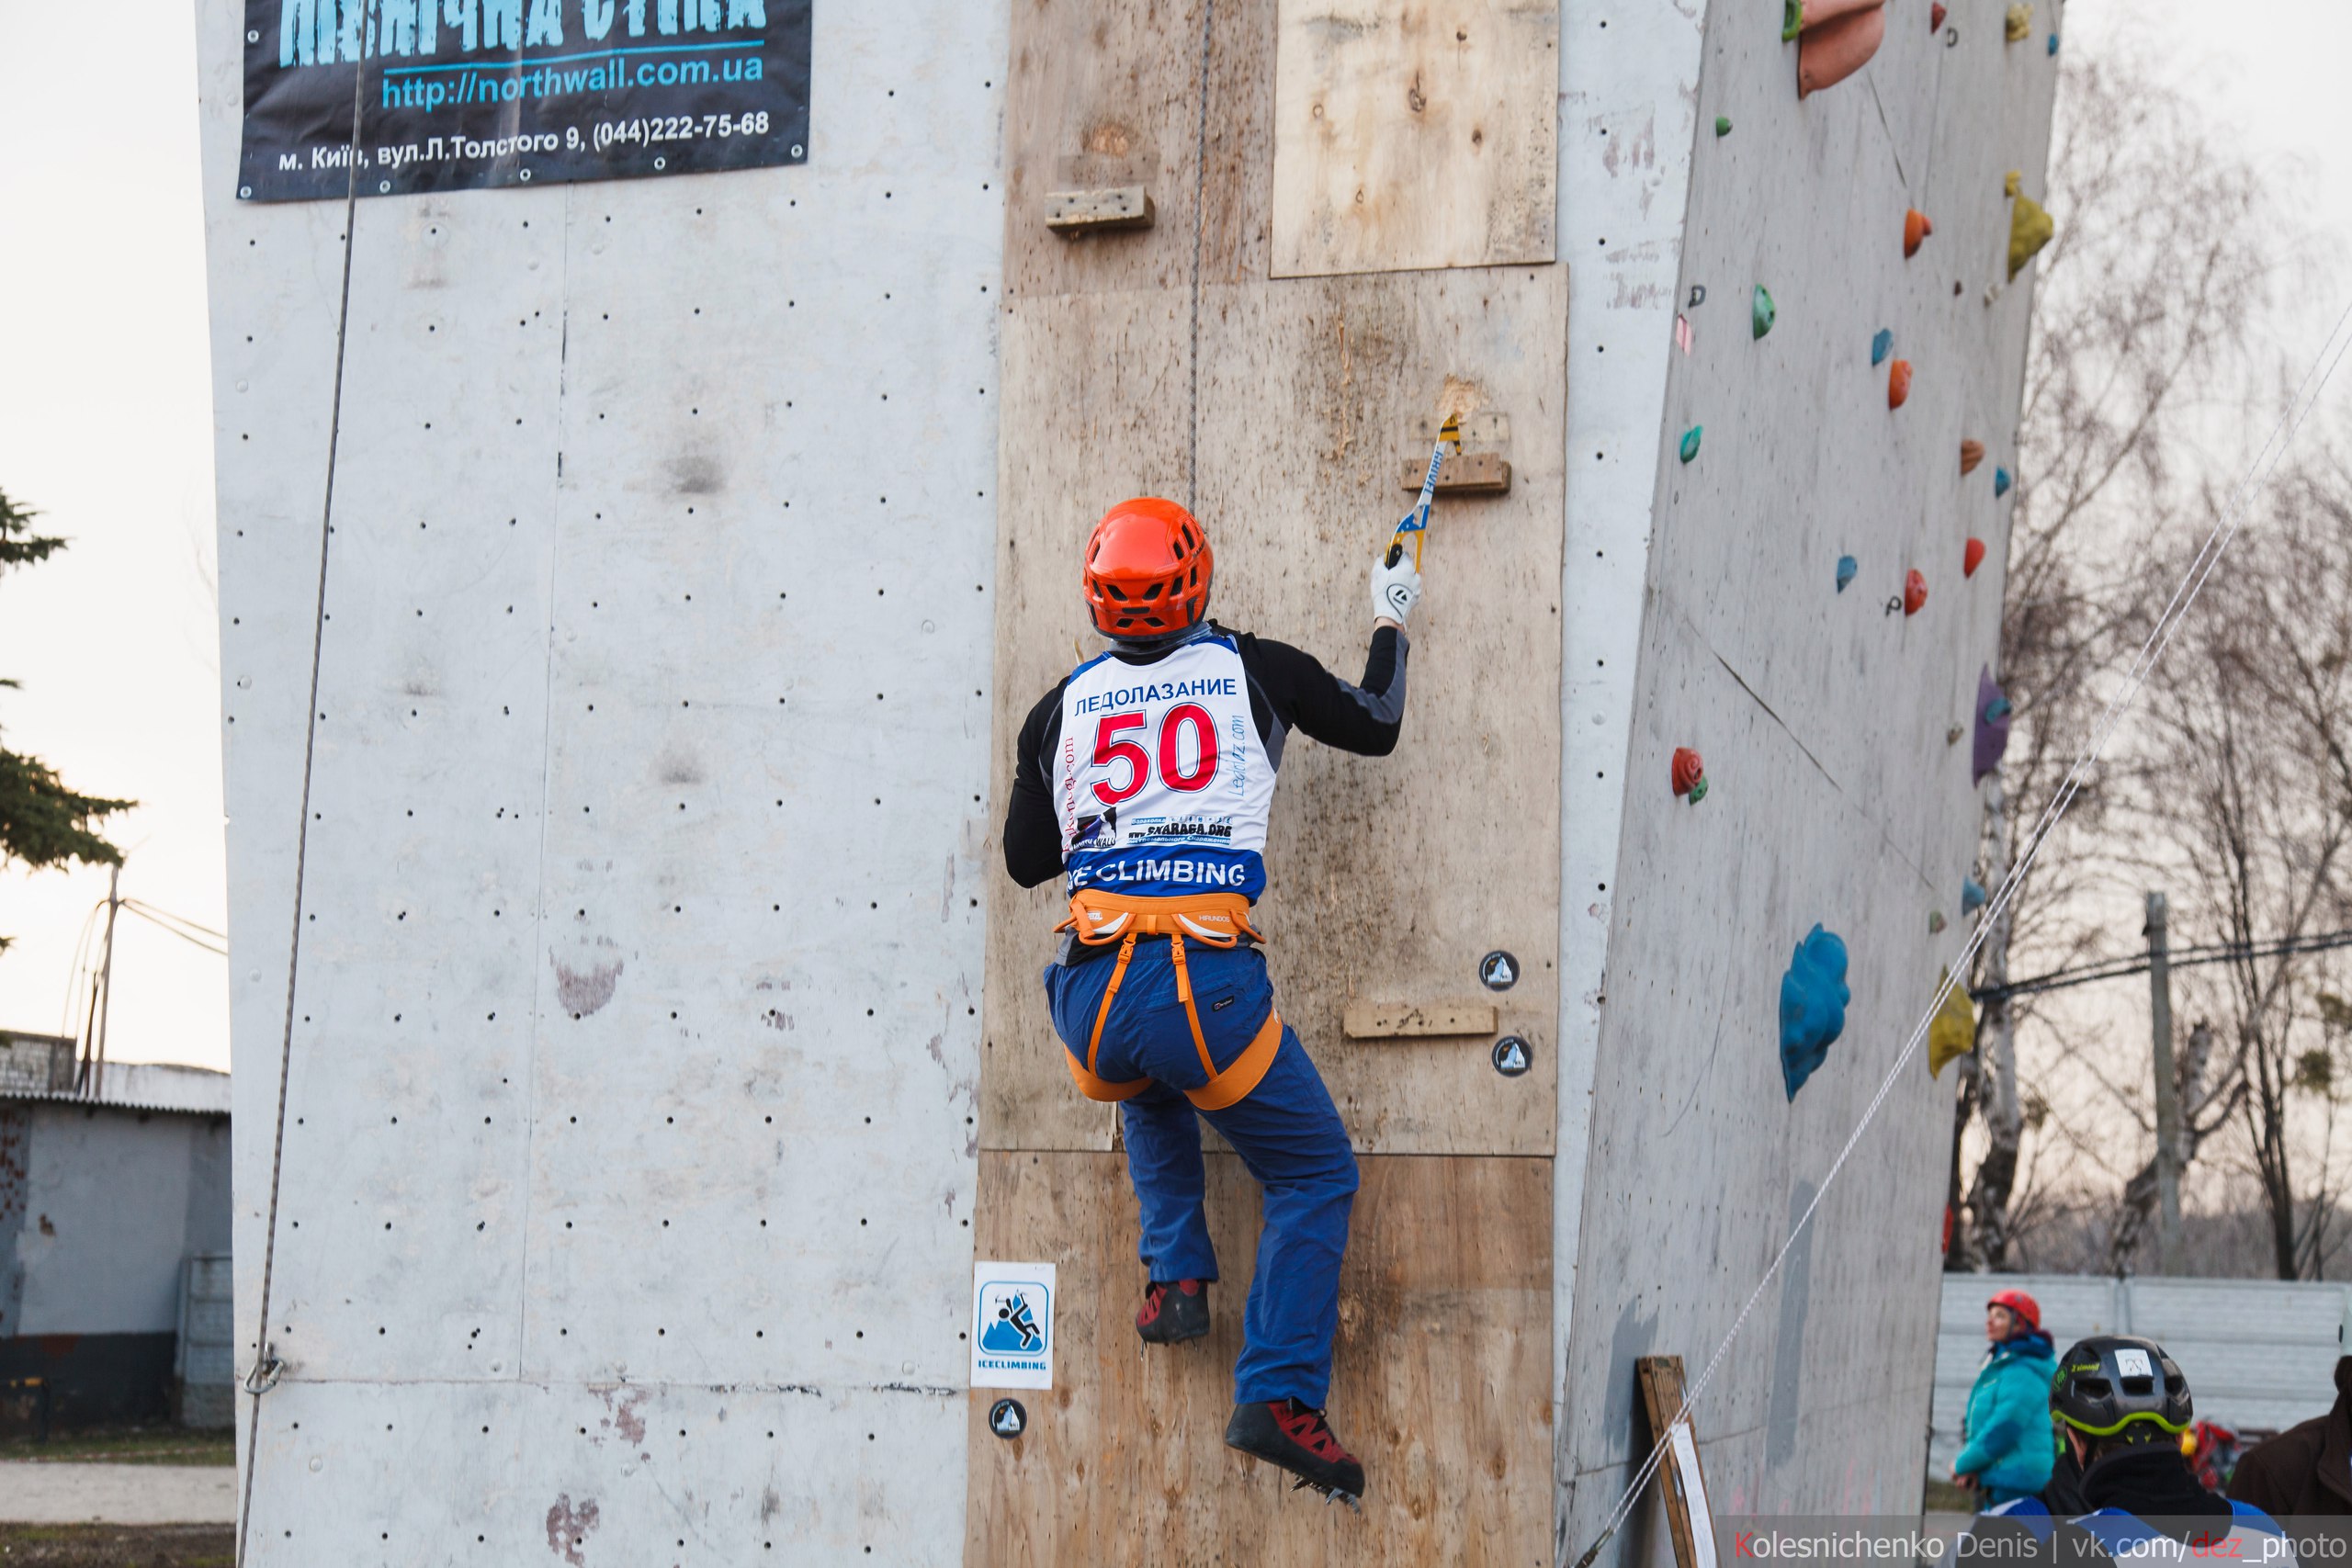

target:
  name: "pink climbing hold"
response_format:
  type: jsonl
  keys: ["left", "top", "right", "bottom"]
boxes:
{"left": 1887, "top": 358, "right": 1913, "bottom": 410}
{"left": 1671, "top": 747, "right": 1706, "bottom": 799}
{"left": 1905, "top": 570, "right": 1928, "bottom": 616}
{"left": 1964, "top": 537, "right": 1986, "bottom": 578}
{"left": 1675, "top": 313, "right": 1693, "bottom": 355}
{"left": 1797, "top": 0, "right": 1887, "bottom": 97}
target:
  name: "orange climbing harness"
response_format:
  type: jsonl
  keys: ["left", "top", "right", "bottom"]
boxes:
{"left": 1055, "top": 890, "right": 1282, "bottom": 1111}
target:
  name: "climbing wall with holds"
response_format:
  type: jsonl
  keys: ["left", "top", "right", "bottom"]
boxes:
{"left": 974, "top": 1, "right": 1565, "bottom": 1559}
{"left": 196, "top": 3, "right": 1008, "bottom": 1561}
{"left": 1557, "top": 0, "right": 2061, "bottom": 1545}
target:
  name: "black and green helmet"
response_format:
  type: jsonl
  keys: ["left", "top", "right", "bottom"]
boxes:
{"left": 2050, "top": 1335, "right": 2193, "bottom": 1440}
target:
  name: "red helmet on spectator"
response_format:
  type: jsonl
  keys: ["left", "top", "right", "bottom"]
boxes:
{"left": 1987, "top": 1289, "right": 2041, "bottom": 1332}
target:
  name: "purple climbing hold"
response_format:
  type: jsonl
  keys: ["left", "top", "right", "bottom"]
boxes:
{"left": 1973, "top": 666, "right": 2012, "bottom": 784}
{"left": 1781, "top": 924, "right": 1851, "bottom": 1101}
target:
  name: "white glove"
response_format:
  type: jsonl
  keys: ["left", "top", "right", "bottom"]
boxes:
{"left": 1372, "top": 548, "right": 1422, "bottom": 627}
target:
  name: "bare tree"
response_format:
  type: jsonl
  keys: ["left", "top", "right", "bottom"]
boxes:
{"left": 1951, "top": 50, "right": 2276, "bottom": 1269}
{"left": 2126, "top": 456, "right": 2352, "bottom": 1279}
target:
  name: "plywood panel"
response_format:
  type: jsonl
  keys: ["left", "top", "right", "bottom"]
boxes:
{"left": 1272, "top": 0, "right": 1559, "bottom": 277}
{"left": 983, "top": 266, "right": 1566, "bottom": 1156}
{"left": 965, "top": 1150, "right": 1550, "bottom": 1565}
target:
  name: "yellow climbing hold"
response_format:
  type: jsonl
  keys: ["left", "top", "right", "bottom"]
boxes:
{"left": 2007, "top": 172, "right": 2054, "bottom": 279}
{"left": 1928, "top": 967, "right": 1979, "bottom": 1078}
{"left": 2004, "top": 4, "right": 2031, "bottom": 41}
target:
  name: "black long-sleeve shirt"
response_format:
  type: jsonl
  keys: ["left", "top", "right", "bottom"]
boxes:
{"left": 1001, "top": 624, "right": 1408, "bottom": 889}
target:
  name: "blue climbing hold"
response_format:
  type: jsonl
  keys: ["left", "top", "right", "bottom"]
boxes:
{"left": 1962, "top": 876, "right": 1988, "bottom": 915}
{"left": 1781, "top": 924, "right": 1851, "bottom": 1101}
{"left": 1871, "top": 328, "right": 1894, "bottom": 367}
{"left": 1836, "top": 555, "right": 1858, "bottom": 592}
{"left": 1680, "top": 425, "right": 1703, "bottom": 463}
{"left": 1995, "top": 467, "right": 2013, "bottom": 498}
{"left": 2047, "top": 31, "right": 2058, "bottom": 54}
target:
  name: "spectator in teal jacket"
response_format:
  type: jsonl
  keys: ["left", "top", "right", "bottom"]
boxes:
{"left": 1953, "top": 1288, "right": 2059, "bottom": 1506}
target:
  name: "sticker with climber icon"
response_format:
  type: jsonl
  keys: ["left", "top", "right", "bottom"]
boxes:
{"left": 970, "top": 1262, "right": 1056, "bottom": 1390}
{"left": 989, "top": 1398, "right": 1027, "bottom": 1439}
{"left": 1492, "top": 1036, "right": 1532, "bottom": 1077}
{"left": 1479, "top": 951, "right": 1520, "bottom": 991}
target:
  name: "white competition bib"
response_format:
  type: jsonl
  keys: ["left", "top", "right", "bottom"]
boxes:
{"left": 1055, "top": 632, "right": 1277, "bottom": 900}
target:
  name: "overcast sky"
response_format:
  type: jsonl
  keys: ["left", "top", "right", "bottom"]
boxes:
{"left": 0, "top": 0, "right": 2346, "bottom": 1075}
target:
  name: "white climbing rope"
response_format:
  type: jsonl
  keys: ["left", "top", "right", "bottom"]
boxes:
{"left": 234, "top": 13, "right": 375, "bottom": 1565}
{"left": 1568, "top": 290, "right": 2352, "bottom": 1568}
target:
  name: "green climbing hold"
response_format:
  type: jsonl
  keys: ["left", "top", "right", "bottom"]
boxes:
{"left": 1687, "top": 775, "right": 1709, "bottom": 805}
{"left": 1716, "top": 115, "right": 1733, "bottom": 137}
{"left": 1752, "top": 286, "right": 1777, "bottom": 340}
{"left": 1679, "top": 425, "right": 1703, "bottom": 463}
{"left": 1782, "top": 0, "right": 1804, "bottom": 41}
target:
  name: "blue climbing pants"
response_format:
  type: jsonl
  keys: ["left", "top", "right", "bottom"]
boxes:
{"left": 1046, "top": 940, "right": 1358, "bottom": 1407}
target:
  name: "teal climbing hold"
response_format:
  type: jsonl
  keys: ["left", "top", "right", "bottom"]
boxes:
{"left": 1680, "top": 425, "right": 1702, "bottom": 463}
{"left": 2047, "top": 31, "right": 2058, "bottom": 53}
{"left": 1753, "top": 286, "right": 1777, "bottom": 340}
{"left": 1962, "top": 876, "right": 1988, "bottom": 915}
{"left": 1716, "top": 115, "right": 1733, "bottom": 136}
{"left": 1781, "top": 924, "right": 1851, "bottom": 1100}
{"left": 1984, "top": 695, "right": 2013, "bottom": 723}
{"left": 1995, "top": 467, "right": 2013, "bottom": 497}
{"left": 1836, "top": 555, "right": 1858, "bottom": 592}
{"left": 1871, "top": 328, "right": 1894, "bottom": 367}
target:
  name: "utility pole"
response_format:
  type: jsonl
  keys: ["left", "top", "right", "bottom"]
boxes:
{"left": 2146, "top": 892, "right": 2185, "bottom": 1274}
{"left": 92, "top": 863, "right": 120, "bottom": 1101}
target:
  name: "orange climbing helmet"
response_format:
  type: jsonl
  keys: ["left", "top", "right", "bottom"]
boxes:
{"left": 1082, "top": 498, "right": 1213, "bottom": 640}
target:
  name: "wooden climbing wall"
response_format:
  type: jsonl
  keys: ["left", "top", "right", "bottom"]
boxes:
{"left": 977, "top": 0, "right": 1563, "bottom": 1560}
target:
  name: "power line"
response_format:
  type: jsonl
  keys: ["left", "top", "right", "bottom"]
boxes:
{"left": 1975, "top": 927, "right": 2352, "bottom": 1004}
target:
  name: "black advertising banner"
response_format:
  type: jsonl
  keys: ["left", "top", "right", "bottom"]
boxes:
{"left": 238, "top": 0, "right": 810, "bottom": 201}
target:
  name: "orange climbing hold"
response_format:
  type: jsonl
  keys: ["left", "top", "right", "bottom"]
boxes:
{"left": 1887, "top": 359, "right": 1913, "bottom": 410}
{"left": 1796, "top": 0, "right": 1886, "bottom": 97}
{"left": 1905, "top": 570, "right": 1928, "bottom": 615}
{"left": 1964, "top": 537, "right": 1986, "bottom": 577}
{"left": 1904, "top": 209, "right": 1933, "bottom": 257}
{"left": 1960, "top": 439, "right": 1985, "bottom": 475}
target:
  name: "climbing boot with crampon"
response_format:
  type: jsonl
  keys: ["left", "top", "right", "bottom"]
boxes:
{"left": 1136, "top": 1279, "right": 1211, "bottom": 1345}
{"left": 1224, "top": 1398, "right": 1365, "bottom": 1506}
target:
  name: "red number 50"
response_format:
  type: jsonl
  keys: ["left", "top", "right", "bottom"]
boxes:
{"left": 1092, "top": 705, "right": 1219, "bottom": 805}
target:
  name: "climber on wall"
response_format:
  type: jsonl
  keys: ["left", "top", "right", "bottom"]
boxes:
{"left": 1000, "top": 497, "right": 1419, "bottom": 1506}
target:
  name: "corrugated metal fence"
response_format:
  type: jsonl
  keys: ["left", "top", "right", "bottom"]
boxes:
{"left": 174, "top": 1253, "right": 233, "bottom": 1429}
{"left": 1932, "top": 1274, "right": 2352, "bottom": 1474}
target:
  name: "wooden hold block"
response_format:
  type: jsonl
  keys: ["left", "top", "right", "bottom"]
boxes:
{"left": 1636, "top": 1356, "right": 1719, "bottom": 1568}
{"left": 1044, "top": 187, "right": 1155, "bottom": 234}
{"left": 1342, "top": 999, "right": 1498, "bottom": 1039}
{"left": 1397, "top": 451, "right": 1512, "bottom": 494}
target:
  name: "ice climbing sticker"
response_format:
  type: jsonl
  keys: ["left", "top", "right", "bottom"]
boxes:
{"left": 1479, "top": 951, "right": 1520, "bottom": 992}
{"left": 971, "top": 1262, "right": 1056, "bottom": 1390}
{"left": 988, "top": 1398, "right": 1028, "bottom": 1439}
{"left": 236, "top": 0, "right": 814, "bottom": 202}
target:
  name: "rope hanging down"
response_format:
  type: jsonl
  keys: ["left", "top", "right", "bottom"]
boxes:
{"left": 1185, "top": 0, "right": 1213, "bottom": 512}
{"left": 234, "top": 13, "right": 375, "bottom": 1564}
{"left": 1568, "top": 292, "right": 2352, "bottom": 1568}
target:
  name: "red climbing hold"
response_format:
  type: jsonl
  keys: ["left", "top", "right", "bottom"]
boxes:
{"left": 1671, "top": 748, "right": 1704, "bottom": 795}
{"left": 1887, "top": 359, "right": 1913, "bottom": 410}
{"left": 1671, "top": 748, "right": 1705, "bottom": 797}
{"left": 1964, "top": 537, "right": 1986, "bottom": 578}
{"left": 1905, "top": 570, "right": 1928, "bottom": 615}
{"left": 1930, "top": 1, "right": 1947, "bottom": 28}
{"left": 1904, "top": 209, "right": 1933, "bottom": 258}
{"left": 1960, "top": 439, "right": 1985, "bottom": 475}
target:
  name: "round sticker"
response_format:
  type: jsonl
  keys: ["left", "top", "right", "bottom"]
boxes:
{"left": 988, "top": 1397, "right": 1027, "bottom": 1439}
{"left": 1478, "top": 951, "right": 1520, "bottom": 992}
{"left": 1491, "top": 1036, "right": 1532, "bottom": 1077}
